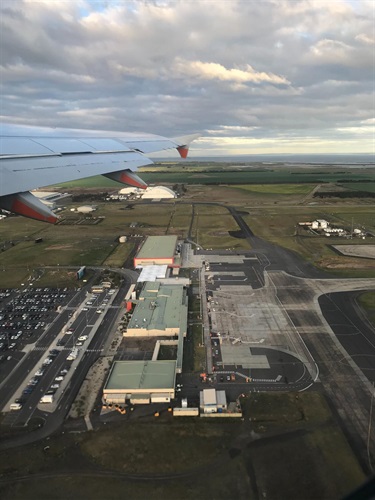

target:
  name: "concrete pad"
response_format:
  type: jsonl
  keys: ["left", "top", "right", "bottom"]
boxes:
{"left": 221, "top": 345, "right": 270, "bottom": 369}
{"left": 332, "top": 245, "right": 375, "bottom": 259}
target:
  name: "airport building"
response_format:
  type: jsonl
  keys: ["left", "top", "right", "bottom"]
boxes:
{"left": 134, "top": 235, "right": 178, "bottom": 267}
{"left": 125, "top": 281, "right": 188, "bottom": 338}
{"left": 141, "top": 186, "right": 176, "bottom": 199}
{"left": 200, "top": 389, "right": 227, "bottom": 414}
{"left": 137, "top": 265, "right": 169, "bottom": 283}
{"left": 103, "top": 360, "right": 176, "bottom": 405}
{"left": 118, "top": 186, "right": 176, "bottom": 199}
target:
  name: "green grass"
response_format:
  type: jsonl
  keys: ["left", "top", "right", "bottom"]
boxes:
{"left": 50, "top": 166, "right": 375, "bottom": 190}
{"left": 192, "top": 323, "right": 205, "bottom": 372}
{"left": 242, "top": 392, "right": 331, "bottom": 424}
{"left": 242, "top": 206, "right": 375, "bottom": 275}
{"left": 103, "top": 241, "right": 135, "bottom": 267}
{"left": 343, "top": 182, "right": 375, "bottom": 194}
{"left": 0, "top": 391, "right": 365, "bottom": 500}
{"left": 246, "top": 425, "right": 364, "bottom": 500}
{"left": 0, "top": 268, "right": 31, "bottom": 288}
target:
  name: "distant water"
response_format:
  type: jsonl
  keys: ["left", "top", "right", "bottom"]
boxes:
{"left": 155, "top": 153, "right": 374, "bottom": 165}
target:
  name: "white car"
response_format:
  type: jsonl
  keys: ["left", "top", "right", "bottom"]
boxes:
{"left": 55, "top": 376, "right": 64, "bottom": 382}
{"left": 78, "top": 336, "right": 88, "bottom": 341}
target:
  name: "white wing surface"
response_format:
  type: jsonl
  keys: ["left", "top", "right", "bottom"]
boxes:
{"left": 0, "top": 124, "right": 199, "bottom": 223}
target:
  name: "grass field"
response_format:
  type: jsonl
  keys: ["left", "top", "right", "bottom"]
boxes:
{"left": 0, "top": 392, "right": 365, "bottom": 500}
{"left": 343, "top": 182, "right": 375, "bottom": 194}
{"left": 1, "top": 163, "right": 375, "bottom": 287}
{"left": 52, "top": 165, "right": 375, "bottom": 190}
{"left": 242, "top": 206, "right": 375, "bottom": 275}
{"left": 103, "top": 241, "right": 135, "bottom": 267}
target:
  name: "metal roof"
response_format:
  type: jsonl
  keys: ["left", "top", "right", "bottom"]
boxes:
{"left": 136, "top": 236, "right": 177, "bottom": 260}
{"left": 104, "top": 360, "right": 176, "bottom": 391}
{"left": 137, "top": 265, "right": 168, "bottom": 283}
{"left": 202, "top": 388, "right": 217, "bottom": 405}
{"left": 128, "top": 282, "right": 188, "bottom": 333}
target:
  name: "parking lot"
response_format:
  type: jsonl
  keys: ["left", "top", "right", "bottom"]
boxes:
{"left": 0, "top": 287, "right": 74, "bottom": 376}
{"left": 0, "top": 285, "right": 120, "bottom": 424}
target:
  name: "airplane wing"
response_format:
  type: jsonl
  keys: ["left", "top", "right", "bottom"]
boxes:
{"left": 0, "top": 124, "right": 199, "bottom": 223}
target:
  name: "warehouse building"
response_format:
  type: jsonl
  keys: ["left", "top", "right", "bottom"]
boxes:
{"left": 134, "top": 235, "right": 178, "bottom": 267}
{"left": 141, "top": 186, "right": 176, "bottom": 199}
{"left": 103, "top": 360, "right": 176, "bottom": 405}
{"left": 125, "top": 281, "right": 188, "bottom": 338}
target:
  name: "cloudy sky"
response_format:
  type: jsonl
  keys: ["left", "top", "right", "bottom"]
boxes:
{"left": 0, "top": 0, "right": 374, "bottom": 155}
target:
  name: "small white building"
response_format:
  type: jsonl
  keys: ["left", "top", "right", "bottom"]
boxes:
{"left": 216, "top": 391, "right": 227, "bottom": 411}
{"left": 312, "top": 219, "right": 329, "bottom": 229}
{"left": 200, "top": 389, "right": 228, "bottom": 414}
{"left": 200, "top": 388, "right": 217, "bottom": 414}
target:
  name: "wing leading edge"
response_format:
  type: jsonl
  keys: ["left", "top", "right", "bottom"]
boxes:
{"left": 0, "top": 126, "right": 199, "bottom": 223}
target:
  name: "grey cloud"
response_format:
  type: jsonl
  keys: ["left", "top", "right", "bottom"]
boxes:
{"left": 0, "top": 0, "right": 374, "bottom": 153}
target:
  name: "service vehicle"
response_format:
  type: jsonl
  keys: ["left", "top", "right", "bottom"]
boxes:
{"left": 40, "top": 394, "right": 54, "bottom": 404}
{"left": 10, "top": 402, "right": 22, "bottom": 410}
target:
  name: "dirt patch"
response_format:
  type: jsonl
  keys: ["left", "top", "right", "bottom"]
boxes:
{"left": 69, "top": 356, "right": 112, "bottom": 418}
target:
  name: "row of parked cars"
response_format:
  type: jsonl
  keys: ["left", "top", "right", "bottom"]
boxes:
{"left": 0, "top": 287, "right": 72, "bottom": 353}
{"left": 10, "top": 348, "right": 73, "bottom": 410}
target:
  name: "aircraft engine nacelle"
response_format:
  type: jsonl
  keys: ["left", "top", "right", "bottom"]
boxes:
{"left": 103, "top": 170, "right": 147, "bottom": 189}
{"left": 0, "top": 191, "right": 58, "bottom": 223}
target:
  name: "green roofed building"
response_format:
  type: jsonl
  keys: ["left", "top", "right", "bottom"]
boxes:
{"left": 134, "top": 235, "right": 178, "bottom": 267}
{"left": 125, "top": 282, "right": 188, "bottom": 338}
{"left": 103, "top": 360, "right": 176, "bottom": 404}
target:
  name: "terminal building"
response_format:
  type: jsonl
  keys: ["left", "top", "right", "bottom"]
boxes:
{"left": 134, "top": 235, "right": 179, "bottom": 268}
{"left": 125, "top": 281, "right": 188, "bottom": 338}
{"left": 103, "top": 360, "right": 176, "bottom": 405}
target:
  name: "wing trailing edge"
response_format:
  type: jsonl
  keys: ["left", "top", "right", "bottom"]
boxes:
{"left": 173, "top": 133, "right": 200, "bottom": 158}
{"left": 0, "top": 125, "right": 200, "bottom": 222}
